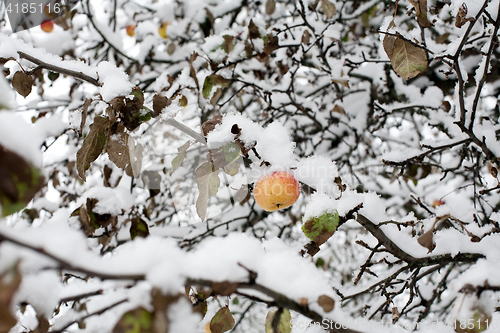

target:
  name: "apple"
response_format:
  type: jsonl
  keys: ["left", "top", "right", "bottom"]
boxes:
{"left": 253, "top": 171, "right": 300, "bottom": 211}
{"left": 126, "top": 24, "right": 136, "bottom": 37}
{"left": 432, "top": 199, "right": 445, "bottom": 208}
{"left": 158, "top": 22, "right": 169, "bottom": 38}
{"left": 41, "top": 20, "right": 54, "bottom": 33}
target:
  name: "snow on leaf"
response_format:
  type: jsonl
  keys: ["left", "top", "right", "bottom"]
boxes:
{"left": 0, "top": 145, "right": 45, "bottom": 217}
{"left": 317, "top": 295, "right": 335, "bottom": 312}
{"left": 112, "top": 308, "right": 153, "bottom": 333}
{"left": 202, "top": 74, "right": 229, "bottom": 99}
{"left": 12, "top": 71, "right": 33, "bottom": 98}
{"left": 383, "top": 34, "right": 427, "bottom": 80}
{"left": 210, "top": 306, "right": 235, "bottom": 333}
{"left": 321, "top": 0, "right": 336, "bottom": 19}
{"left": 265, "top": 308, "right": 291, "bottom": 333}
{"left": 301, "top": 211, "right": 340, "bottom": 246}
{"left": 76, "top": 116, "right": 111, "bottom": 181}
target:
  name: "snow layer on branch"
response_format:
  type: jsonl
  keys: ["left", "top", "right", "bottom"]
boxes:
{"left": 79, "top": 186, "right": 135, "bottom": 216}
{"left": 97, "top": 62, "right": 134, "bottom": 102}
{"left": 0, "top": 34, "right": 133, "bottom": 102}
{"left": 0, "top": 220, "right": 338, "bottom": 308}
{"left": 206, "top": 113, "right": 297, "bottom": 168}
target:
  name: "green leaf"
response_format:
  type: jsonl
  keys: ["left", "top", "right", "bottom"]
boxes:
{"left": 202, "top": 75, "right": 229, "bottom": 99}
{"left": 210, "top": 306, "right": 235, "bottom": 333}
{"left": 0, "top": 145, "right": 45, "bottom": 217}
{"left": 301, "top": 211, "right": 340, "bottom": 245}
{"left": 112, "top": 308, "right": 153, "bottom": 333}
{"left": 76, "top": 116, "right": 111, "bottom": 181}
{"left": 383, "top": 34, "right": 427, "bottom": 80}
{"left": 130, "top": 217, "right": 150, "bottom": 240}
{"left": 265, "top": 308, "right": 291, "bottom": 333}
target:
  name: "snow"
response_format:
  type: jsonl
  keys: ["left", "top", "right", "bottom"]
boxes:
{"left": 0, "top": 75, "right": 17, "bottom": 110}
{"left": 78, "top": 187, "right": 135, "bottom": 216}
{"left": 97, "top": 62, "right": 134, "bottom": 102}
{"left": 0, "top": 112, "right": 43, "bottom": 166}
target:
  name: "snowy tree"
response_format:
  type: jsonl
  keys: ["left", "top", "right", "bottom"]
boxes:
{"left": 1, "top": 0, "right": 500, "bottom": 332}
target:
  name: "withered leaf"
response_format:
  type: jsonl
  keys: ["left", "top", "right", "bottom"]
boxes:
{"left": 321, "top": 0, "right": 336, "bottom": 19}
{"left": 0, "top": 262, "right": 21, "bottom": 332}
{"left": 153, "top": 94, "right": 170, "bottom": 117}
{"left": 417, "top": 227, "right": 436, "bottom": 253}
{"left": 263, "top": 35, "right": 279, "bottom": 55}
{"left": 455, "top": 4, "right": 473, "bottom": 28}
{"left": 301, "top": 30, "right": 311, "bottom": 44}
{"left": 408, "top": 0, "right": 432, "bottom": 27}
{"left": 266, "top": 0, "right": 276, "bottom": 15}
{"left": 211, "top": 281, "right": 238, "bottom": 296}
{"left": 202, "top": 115, "right": 223, "bottom": 136}
{"left": 248, "top": 20, "right": 260, "bottom": 39}
{"left": 80, "top": 98, "right": 92, "bottom": 135}
{"left": 265, "top": 308, "right": 291, "bottom": 333}
{"left": 76, "top": 116, "right": 111, "bottom": 181}
{"left": 12, "top": 71, "right": 34, "bottom": 98}
{"left": 130, "top": 217, "right": 149, "bottom": 240}
{"left": 0, "top": 145, "right": 45, "bottom": 217}
{"left": 106, "top": 122, "right": 132, "bottom": 172}
{"left": 318, "top": 295, "right": 335, "bottom": 312}
{"left": 383, "top": 34, "right": 427, "bottom": 80}
{"left": 332, "top": 105, "right": 345, "bottom": 114}
{"left": 210, "top": 306, "right": 235, "bottom": 333}
{"left": 331, "top": 79, "right": 350, "bottom": 88}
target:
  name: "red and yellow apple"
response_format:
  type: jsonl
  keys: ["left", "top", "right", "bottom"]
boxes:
{"left": 253, "top": 171, "right": 300, "bottom": 211}
{"left": 41, "top": 20, "right": 54, "bottom": 33}
{"left": 158, "top": 22, "right": 169, "bottom": 38}
{"left": 126, "top": 24, "right": 136, "bottom": 37}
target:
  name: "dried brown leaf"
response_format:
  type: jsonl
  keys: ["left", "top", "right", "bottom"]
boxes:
{"left": 12, "top": 71, "right": 33, "bottom": 98}
{"left": 318, "top": 295, "right": 335, "bottom": 312}
{"left": 321, "top": 0, "right": 336, "bottom": 19}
